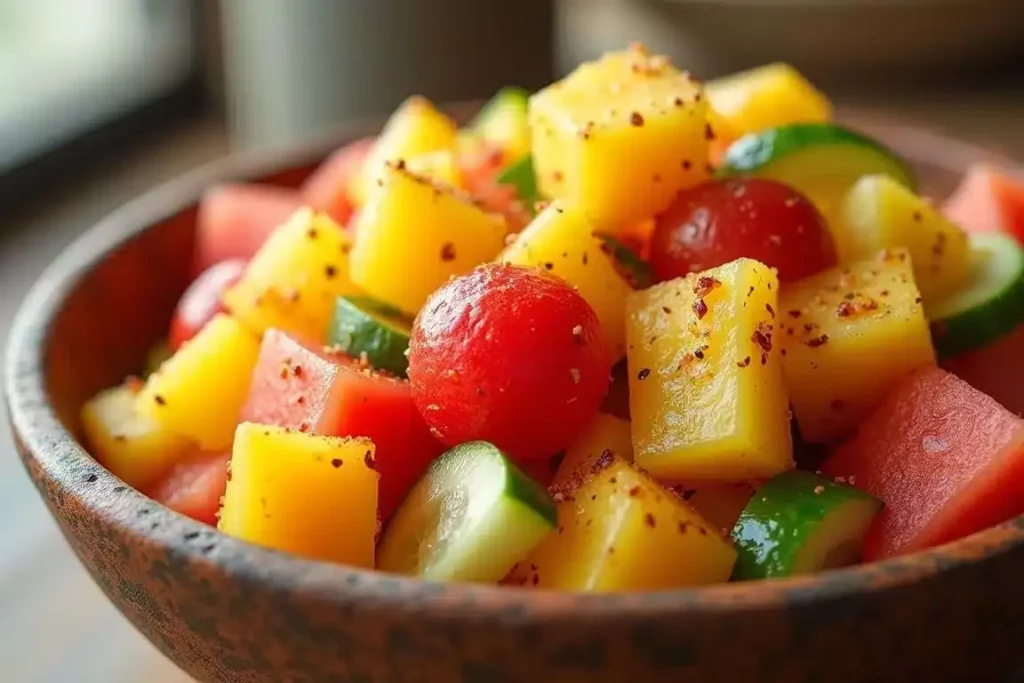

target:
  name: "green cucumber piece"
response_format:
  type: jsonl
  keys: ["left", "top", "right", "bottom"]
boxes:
{"left": 326, "top": 296, "right": 413, "bottom": 377}
{"left": 596, "top": 234, "right": 653, "bottom": 289}
{"left": 496, "top": 154, "right": 540, "bottom": 211}
{"left": 378, "top": 441, "right": 557, "bottom": 582}
{"left": 470, "top": 86, "right": 530, "bottom": 156}
{"left": 718, "top": 123, "right": 915, "bottom": 224}
{"left": 929, "top": 231, "right": 1024, "bottom": 358}
{"left": 731, "top": 470, "right": 882, "bottom": 580}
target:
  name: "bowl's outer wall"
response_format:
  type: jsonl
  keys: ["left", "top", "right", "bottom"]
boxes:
{"left": 8, "top": 113, "right": 1024, "bottom": 683}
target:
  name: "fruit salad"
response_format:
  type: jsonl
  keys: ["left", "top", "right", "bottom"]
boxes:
{"left": 81, "top": 44, "right": 1024, "bottom": 592}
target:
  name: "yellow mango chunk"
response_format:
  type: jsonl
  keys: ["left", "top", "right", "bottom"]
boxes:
{"left": 551, "top": 412, "right": 633, "bottom": 490}
{"left": 529, "top": 44, "right": 709, "bottom": 229}
{"left": 838, "top": 174, "right": 971, "bottom": 304}
{"left": 351, "top": 96, "right": 458, "bottom": 206}
{"left": 351, "top": 160, "right": 507, "bottom": 315}
{"left": 220, "top": 424, "right": 378, "bottom": 567}
{"left": 706, "top": 63, "right": 831, "bottom": 143}
{"left": 138, "top": 314, "right": 260, "bottom": 451}
{"left": 222, "top": 209, "right": 358, "bottom": 344}
{"left": 779, "top": 249, "right": 936, "bottom": 443}
{"left": 81, "top": 383, "right": 196, "bottom": 490}
{"left": 404, "top": 149, "right": 465, "bottom": 190}
{"left": 687, "top": 483, "right": 755, "bottom": 535}
{"left": 627, "top": 259, "right": 793, "bottom": 482}
{"left": 510, "top": 457, "right": 736, "bottom": 591}
{"left": 500, "top": 201, "right": 633, "bottom": 359}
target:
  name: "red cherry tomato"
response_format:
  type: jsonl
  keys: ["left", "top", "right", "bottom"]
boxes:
{"left": 168, "top": 259, "right": 246, "bottom": 350}
{"left": 649, "top": 178, "right": 837, "bottom": 283}
{"left": 408, "top": 264, "right": 610, "bottom": 461}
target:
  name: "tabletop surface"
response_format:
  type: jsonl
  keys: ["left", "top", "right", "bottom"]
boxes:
{"left": 1, "top": 90, "right": 1022, "bottom": 683}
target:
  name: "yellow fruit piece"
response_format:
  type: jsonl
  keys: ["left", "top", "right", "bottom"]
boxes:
{"left": 687, "top": 483, "right": 755, "bottom": 535}
{"left": 404, "top": 149, "right": 465, "bottom": 190}
{"left": 510, "top": 457, "right": 736, "bottom": 591}
{"left": 838, "top": 174, "right": 971, "bottom": 305}
{"left": 500, "top": 201, "right": 633, "bottom": 359}
{"left": 551, "top": 412, "right": 633, "bottom": 490}
{"left": 779, "top": 249, "right": 936, "bottom": 443}
{"left": 81, "top": 383, "right": 196, "bottom": 490}
{"left": 706, "top": 62, "right": 831, "bottom": 142}
{"left": 222, "top": 209, "right": 359, "bottom": 344}
{"left": 529, "top": 43, "right": 709, "bottom": 229}
{"left": 351, "top": 160, "right": 507, "bottom": 315}
{"left": 351, "top": 96, "right": 458, "bottom": 206}
{"left": 627, "top": 258, "right": 793, "bottom": 482}
{"left": 219, "top": 423, "right": 378, "bottom": 567}
{"left": 138, "top": 314, "right": 261, "bottom": 451}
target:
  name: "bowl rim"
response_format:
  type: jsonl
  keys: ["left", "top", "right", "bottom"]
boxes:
{"left": 7, "top": 108, "right": 1024, "bottom": 621}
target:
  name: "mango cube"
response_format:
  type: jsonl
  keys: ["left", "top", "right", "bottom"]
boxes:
{"left": 551, "top": 412, "right": 634, "bottom": 490}
{"left": 500, "top": 201, "right": 633, "bottom": 359}
{"left": 779, "top": 249, "right": 936, "bottom": 443}
{"left": 839, "top": 174, "right": 971, "bottom": 304}
{"left": 404, "top": 149, "right": 465, "bottom": 190}
{"left": 81, "top": 383, "right": 196, "bottom": 490}
{"left": 222, "top": 209, "right": 359, "bottom": 344}
{"left": 219, "top": 424, "right": 378, "bottom": 567}
{"left": 351, "top": 96, "right": 458, "bottom": 206}
{"left": 529, "top": 44, "right": 709, "bottom": 229}
{"left": 510, "top": 457, "right": 736, "bottom": 591}
{"left": 350, "top": 160, "right": 507, "bottom": 315}
{"left": 627, "top": 258, "right": 793, "bottom": 482}
{"left": 138, "top": 314, "right": 261, "bottom": 450}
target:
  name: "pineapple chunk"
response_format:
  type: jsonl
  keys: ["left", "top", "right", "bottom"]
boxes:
{"left": 551, "top": 412, "right": 633, "bottom": 490}
{"left": 350, "top": 96, "right": 458, "bottom": 206}
{"left": 404, "top": 149, "right": 465, "bottom": 190}
{"left": 779, "top": 249, "right": 936, "bottom": 443}
{"left": 529, "top": 44, "right": 709, "bottom": 229}
{"left": 706, "top": 63, "right": 831, "bottom": 142}
{"left": 510, "top": 457, "right": 736, "bottom": 591}
{"left": 81, "top": 383, "right": 196, "bottom": 490}
{"left": 138, "top": 314, "right": 261, "bottom": 450}
{"left": 838, "top": 174, "right": 971, "bottom": 304}
{"left": 350, "top": 160, "right": 507, "bottom": 315}
{"left": 626, "top": 258, "right": 793, "bottom": 482}
{"left": 220, "top": 424, "right": 377, "bottom": 567}
{"left": 500, "top": 201, "right": 633, "bottom": 359}
{"left": 222, "top": 209, "right": 358, "bottom": 343}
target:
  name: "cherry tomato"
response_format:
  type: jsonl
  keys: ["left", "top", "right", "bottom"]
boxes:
{"left": 408, "top": 264, "right": 610, "bottom": 461}
{"left": 168, "top": 259, "right": 245, "bottom": 350}
{"left": 649, "top": 178, "right": 836, "bottom": 283}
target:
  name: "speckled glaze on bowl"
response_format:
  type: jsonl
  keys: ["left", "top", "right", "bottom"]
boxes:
{"left": 6, "top": 109, "right": 1024, "bottom": 683}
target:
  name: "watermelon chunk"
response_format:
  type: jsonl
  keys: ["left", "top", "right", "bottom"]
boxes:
{"left": 149, "top": 451, "right": 231, "bottom": 526}
{"left": 822, "top": 366, "right": 1024, "bottom": 560}
{"left": 943, "top": 164, "right": 1024, "bottom": 243}
{"left": 300, "top": 136, "right": 376, "bottom": 223}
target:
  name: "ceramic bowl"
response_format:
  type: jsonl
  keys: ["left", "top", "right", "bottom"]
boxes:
{"left": 6, "top": 111, "right": 1024, "bottom": 683}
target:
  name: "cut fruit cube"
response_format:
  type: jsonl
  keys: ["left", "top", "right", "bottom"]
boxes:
{"left": 838, "top": 174, "right": 971, "bottom": 304}
{"left": 222, "top": 209, "right": 358, "bottom": 344}
{"left": 149, "top": 451, "right": 230, "bottom": 526}
{"left": 529, "top": 43, "right": 709, "bottom": 229}
{"left": 350, "top": 160, "right": 507, "bottom": 315}
{"left": 943, "top": 163, "right": 1024, "bottom": 243}
{"left": 551, "top": 412, "right": 634, "bottom": 491}
{"left": 822, "top": 367, "right": 1024, "bottom": 560}
{"left": 509, "top": 456, "right": 736, "bottom": 591}
{"left": 469, "top": 86, "right": 531, "bottom": 160}
{"left": 300, "top": 136, "right": 376, "bottom": 223}
{"left": 138, "top": 314, "right": 260, "bottom": 451}
{"left": 626, "top": 258, "right": 793, "bottom": 482}
{"left": 378, "top": 441, "right": 556, "bottom": 582}
{"left": 687, "top": 483, "right": 756, "bottom": 535}
{"left": 351, "top": 96, "right": 458, "bottom": 206}
{"left": 500, "top": 201, "right": 633, "bottom": 359}
{"left": 404, "top": 149, "right": 465, "bottom": 190}
{"left": 81, "top": 383, "right": 196, "bottom": 490}
{"left": 778, "top": 249, "right": 936, "bottom": 443}
{"left": 219, "top": 423, "right": 378, "bottom": 567}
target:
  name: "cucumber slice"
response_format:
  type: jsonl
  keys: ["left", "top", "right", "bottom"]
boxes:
{"left": 731, "top": 470, "right": 882, "bottom": 580}
{"left": 718, "top": 123, "right": 915, "bottom": 225}
{"left": 596, "top": 234, "right": 653, "bottom": 289}
{"left": 496, "top": 154, "right": 541, "bottom": 211}
{"left": 470, "top": 87, "right": 530, "bottom": 158}
{"left": 378, "top": 441, "right": 557, "bottom": 583}
{"left": 929, "top": 231, "right": 1024, "bottom": 358}
{"left": 326, "top": 296, "right": 413, "bottom": 377}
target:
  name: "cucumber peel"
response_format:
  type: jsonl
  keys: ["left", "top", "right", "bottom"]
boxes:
{"left": 326, "top": 296, "right": 413, "bottom": 377}
{"left": 378, "top": 441, "right": 557, "bottom": 583}
{"left": 596, "top": 234, "right": 653, "bottom": 289}
{"left": 496, "top": 154, "right": 541, "bottom": 211}
{"left": 470, "top": 87, "right": 531, "bottom": 159}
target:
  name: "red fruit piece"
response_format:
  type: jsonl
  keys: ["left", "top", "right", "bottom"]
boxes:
{"left": 408, "top": 264, "right": 611, "bottom": 461}
{"left": 168, "top": 259, "right": 246, "bottom": 351}
{"left": 300, "top": 136, "right": 376, "bottom": 225}
{"left": 149, "top": 451, "right": 231, "bottom": 527}
{"left": 943, "top": 163, "right": 1024, "bottom": 243}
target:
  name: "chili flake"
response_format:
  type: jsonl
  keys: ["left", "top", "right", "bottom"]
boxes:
{"left": 765, "top": 303, "right": 775, "bottom": 318}
{"left": 737, "top": 356, "right": 751, "bottom": 368}
{"left": 787, "top": 309, "right": 802, "bottom": 319}
{"left": 693, "top": 275, "right": 721, "bottom": 298}
{"left": 630, "top": 112, "right": 645, "bottom": 127}
{"left": 331, "top": 459, "right": 343, "bottom": 468}
{"left": 154, "top": 394, "right": 166, "bottom": 406}
{"left": 324, "top": 265, "right": 338, "bottom": 279}
{"left": 805, "top": 334, "right": 830, "bottom": 348}
{"left": 440, "top": 242, "right": 457, "bottom": 261}
{"left": 637, "top": 368, "right": 651, "bottom": 381}
{"left": 644, "top": 513, "right": 657, "bottom": 528}
{"left": 364, "top": 450, "right": 377, "bottom": 470}
{"left": 693, "top": 298, "right": 708, "bottom": 319}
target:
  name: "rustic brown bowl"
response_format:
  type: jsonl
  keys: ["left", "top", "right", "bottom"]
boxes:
{"left": 7, "top": 110, "right": 1024, "bottom": 683}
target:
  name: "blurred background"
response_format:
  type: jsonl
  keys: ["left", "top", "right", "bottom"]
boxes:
{"left": 0, "top": 1, "right": 1022, "bottom": 681}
